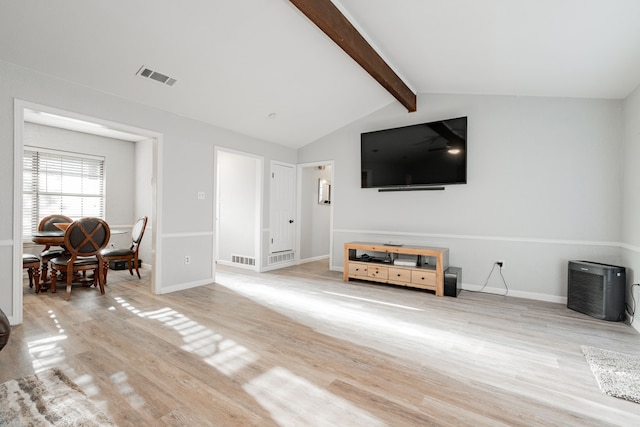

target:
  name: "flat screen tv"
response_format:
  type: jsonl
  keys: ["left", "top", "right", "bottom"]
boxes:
{"left": 361, "top": 116, "right": 467, "bottom": 189}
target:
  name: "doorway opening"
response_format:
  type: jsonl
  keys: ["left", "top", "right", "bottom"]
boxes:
{"left": 297, "top": 161, "right": 334, "bottom": 269}
{"left": 215, "top": 148, "right": 263, "bottom": 272}
{"left": 12, "top": 100, "right": 162, "bottom": 324}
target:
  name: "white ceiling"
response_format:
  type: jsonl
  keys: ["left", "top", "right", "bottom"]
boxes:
{"left": 2, "top": 0, "right": 640, "bottom": 149}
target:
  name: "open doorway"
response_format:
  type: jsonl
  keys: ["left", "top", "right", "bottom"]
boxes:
{"left": 297, "top": 162, "right": 334, "bottom": 267}
{"left": 215, "top": 148, "right": 263, "bottom": 271}
{"left": 12, "top": 100, "right": 162, "bottom": 324}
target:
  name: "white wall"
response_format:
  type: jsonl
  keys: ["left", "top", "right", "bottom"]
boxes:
{"left": 622, "top": 83, "right": 640, "bottom": 330}
{"left": 1, "top": 59, "right": 296, "bottom": 322}
{"left": 299, "top": 165, "right": 332, "bottom": 260}
{"left": 298, "top": 93, "right": 624, "bottom": 301}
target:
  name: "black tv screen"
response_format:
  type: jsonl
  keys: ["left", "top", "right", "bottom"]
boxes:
{"left": 361, "top": 116, "right": 467, "bottom": 189}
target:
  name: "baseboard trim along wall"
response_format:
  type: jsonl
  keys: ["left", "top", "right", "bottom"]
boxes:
{"left": 299, "top": 254, "right": 330, "bottom": 264}
{"left": 157, "top": 278, "right": 214, "bottom": 294}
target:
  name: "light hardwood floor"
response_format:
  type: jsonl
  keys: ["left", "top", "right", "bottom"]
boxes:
{"left": 3, "top": 261, "right": 640, "bottom": 426}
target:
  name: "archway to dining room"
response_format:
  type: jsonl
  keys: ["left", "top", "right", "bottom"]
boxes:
{"left": 12, "top": 100, "right": 162, "bottom": 324}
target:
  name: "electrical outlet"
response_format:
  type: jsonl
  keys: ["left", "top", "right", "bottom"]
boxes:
{"left": 496, "top": 260, "right": 505, "bottom": 269}
{"left": 184, "top": 255, "right": 191, "bottom": 265}
{"left": 197, "top": 191, "right": 205, "bottom": 200}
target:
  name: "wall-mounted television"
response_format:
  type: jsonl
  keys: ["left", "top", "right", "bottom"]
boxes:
{"left": 361, "top": 116, "right": 467, "bottom": 190}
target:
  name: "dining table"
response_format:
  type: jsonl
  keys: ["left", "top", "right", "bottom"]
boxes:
{"left": 32, "top": 228, "right": 128, "bottom": 246}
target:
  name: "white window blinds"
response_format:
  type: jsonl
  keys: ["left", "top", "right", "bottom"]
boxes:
{"left": 23, "top": 147, "right": 105, "bottom": 238}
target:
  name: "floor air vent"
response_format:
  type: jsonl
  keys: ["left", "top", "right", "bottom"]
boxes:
{"left": 268, "top": 251, "right": 295, "bottom": 265}
{"left": 231, "top": 255, "right": 255, "bottom": 267}
{"left": 136, "top": 65, "right": 177, "bottom": 86}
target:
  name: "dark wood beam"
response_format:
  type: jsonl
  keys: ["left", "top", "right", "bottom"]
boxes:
{"left": 289, "top": 0, "right": 417, "bottom": 112}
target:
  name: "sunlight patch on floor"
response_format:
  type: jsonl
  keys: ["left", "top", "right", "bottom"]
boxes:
{"left": 73, "top": 373, "right": 101, "bottom": 397}
{"left": 110, "top": 295, "right": 385, "bottom": 425}
{"left": 216, "top": 274, "right": 561, "bottom": 370}
{"left": 216, "top": 274, "right": 444, "bottom": 341}
{"left": 114, "top": 297, "right": 258, "bottom": 376}
{"left": 25, "top": 306, "right": 127, "bottom": 415}
{"left": 114, "top": 300, "right": 142, "bottom": 315}
{"left": 48, "top": 309, "right": 66, "bottom": 334}
{"left": 322, "top": 291, "right": 425, "bottom": 311}
{"left": 111, "top": 371, "right": 146, "bottom": 409}
{"left": 244, "top": 367, "right": 388, "bottom": 427}
{"left": 28, "top": 334, "right": 67, "bottom": 372}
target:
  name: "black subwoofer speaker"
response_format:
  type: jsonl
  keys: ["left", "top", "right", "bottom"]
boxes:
{"left": 444, "top": 267, "right": 462, "bottom": 297}
{"left": 567, "top": 260, "right": 625, "bottom": 322}
{"left": 109, "top": 259, "right": 142, "bottom": 270}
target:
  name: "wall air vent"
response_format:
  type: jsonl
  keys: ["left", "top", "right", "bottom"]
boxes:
{"left": 136, "top": 65, "right": 177, "bottom": 86}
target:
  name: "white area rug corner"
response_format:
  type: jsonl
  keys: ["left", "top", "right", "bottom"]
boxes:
{"left": 581, "top": 345, "right": 640, "bottom": 404}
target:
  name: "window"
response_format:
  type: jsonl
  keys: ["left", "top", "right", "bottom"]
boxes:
{"left": 23, "top": 147, "right": 105, "bottom": 238}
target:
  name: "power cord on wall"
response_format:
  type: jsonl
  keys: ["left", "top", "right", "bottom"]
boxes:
{"left": 626, "top": 283, "right": 639, "bottom": 325}
{"left": 466, "top": 262, "right": 509, "bottom": 296}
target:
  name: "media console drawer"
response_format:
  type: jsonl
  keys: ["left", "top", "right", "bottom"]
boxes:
{"left": 388, "top": 267, "right": 411, "bottom": 283}
{"left": 411, "top": 270, "right": 436, "bottom": 288}
{"left": 368, "top": 265, "right": 388, "bottom": 280}
{"left": 344, "top": 242, "right": 448, "bottom": 296}
{"left": 348, "top": 262, "right": 369, "bottom": 278}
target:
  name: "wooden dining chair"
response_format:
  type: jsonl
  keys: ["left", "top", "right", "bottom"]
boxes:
{"left": 50, "top": 218, "right": 110, "bottom": 301}
{"left": 23, "top": 254, "right": 41, "bottom": 293}
{"left": 101, "top": 216, "right": 148, "bottom": 284}
{"left": 38, "top": 214, "right": 73, "bottom": 284}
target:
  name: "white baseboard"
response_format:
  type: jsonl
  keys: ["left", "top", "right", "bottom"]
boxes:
{"left": 216, "top": 259, "right": 256, "bottom": 271}
{"left": 298, "top": 255, "right": 329, "bottom": 264}
{"left": 156, "top": 278, "right": 213, "bottom": 294}
{"left": 461, "top": 283, "right": 567, "bottom": 304}
{"left": 261, "top": 260, "right": 297, "bottom": 272}
{"left": 261, "top": 254, "right": 329, "bottom": 272}
{"left": 334, "top": 265, "right": 567, "bottom": 304}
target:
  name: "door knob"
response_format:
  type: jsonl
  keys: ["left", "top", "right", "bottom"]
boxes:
{"left": 289, "top": 219, "right": 294, "bottom": 223}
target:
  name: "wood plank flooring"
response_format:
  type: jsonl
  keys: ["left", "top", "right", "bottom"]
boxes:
{"left": 2, "top": 261, "right": 640, "bottom": 426}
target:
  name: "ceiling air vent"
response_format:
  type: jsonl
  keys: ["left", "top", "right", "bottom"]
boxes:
{"left": 136, "top": 66, "right": 177, "bottom": 86}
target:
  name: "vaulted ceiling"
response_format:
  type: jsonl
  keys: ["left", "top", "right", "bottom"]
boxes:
{"left": 2, "top": 0, "right": 640, "bottom": 149}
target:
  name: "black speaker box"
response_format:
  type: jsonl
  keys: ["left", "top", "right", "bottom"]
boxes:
{"left": 109, "top": 259, "right": 142, "bottom": 270}
{"left": 444, "top": 267, "right": 462, "bottom": 297}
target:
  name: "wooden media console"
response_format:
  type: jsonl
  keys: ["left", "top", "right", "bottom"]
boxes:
{"left": 343, "top": 242, "right": 449, "bottom": 296}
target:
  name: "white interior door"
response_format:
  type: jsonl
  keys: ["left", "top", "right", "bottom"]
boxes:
{"left": 270, "top": 162, "right": 295, "bottom": 253}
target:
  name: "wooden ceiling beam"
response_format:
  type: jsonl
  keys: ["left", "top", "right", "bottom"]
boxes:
{"left": 289, "top": 0, "right": 417, "bottom": 112}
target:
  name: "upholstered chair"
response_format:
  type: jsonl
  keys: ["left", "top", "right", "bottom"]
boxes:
{"left": 50, "top": 218, "right": 110, "bottom": 301}
{"left": 101, "top": 216, "right": 148, "bottom": 284}
{"left": 37, "top": 214, "right": 73, "bottom": 284}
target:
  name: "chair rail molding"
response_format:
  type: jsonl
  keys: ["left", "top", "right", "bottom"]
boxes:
{"left": 333, "top": 228, "right": 621, "bottom": 248}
